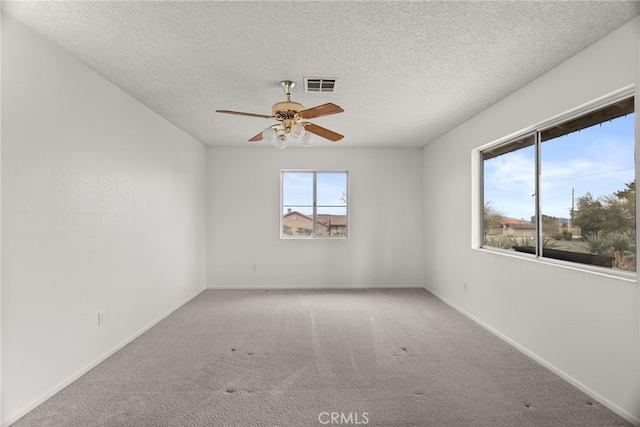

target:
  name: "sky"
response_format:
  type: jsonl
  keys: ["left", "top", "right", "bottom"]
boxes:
{"left": 484, "top": 113, "right": 635, "bottom": 221}
{"left": 282, "top": 171, "right": 347, "bottom": 216}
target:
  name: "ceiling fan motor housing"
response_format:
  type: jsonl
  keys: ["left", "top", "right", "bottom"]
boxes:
{"left": 272, "top": 101, "right": 304, "bottom": 120}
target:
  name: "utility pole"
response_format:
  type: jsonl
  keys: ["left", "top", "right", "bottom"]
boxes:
{"left": 570, "top": 187, "right": 575, "bottom": 231}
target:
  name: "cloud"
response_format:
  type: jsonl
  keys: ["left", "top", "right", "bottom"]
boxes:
{"left": 484, "top": 150, "right": 535, "bottom": 195}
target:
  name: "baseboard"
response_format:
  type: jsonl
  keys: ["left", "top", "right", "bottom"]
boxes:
{"left": 2, "top": 288, "right": 205, "bottom": 427}
{"left": 423, "top": 285, "right": 640, "bottom": 427}
{"left": 206, "top": 284, "right": 424, "bottom": 290}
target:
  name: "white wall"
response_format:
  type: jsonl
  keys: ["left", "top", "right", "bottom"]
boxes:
{"left": 207, "top": 147, "right": 423, "bottom": 289}
{"left": 423, "top": 17, "right": 640, "bottom": 424}
{"left": 0, "top": 11, "right": 4, "bottom": 426}
{"left": 1, "top": 15, "right": 207, "bottom": 425}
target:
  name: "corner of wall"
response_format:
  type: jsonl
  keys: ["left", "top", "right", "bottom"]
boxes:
{"left": 0, "top": 9, "right": 4, "bottom": 425}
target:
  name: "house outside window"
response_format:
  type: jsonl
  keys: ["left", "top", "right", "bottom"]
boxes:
{"left": 481, "top": 90, "right": 635, "bottom": 273}
{"left": 281, "top": 170, "right": 348, "bottom": 238}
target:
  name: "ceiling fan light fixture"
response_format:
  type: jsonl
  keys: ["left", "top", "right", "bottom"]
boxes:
{"left": 291, "top": 123, "right": 305, "bottom": 139}
{"left": 274, "top": 136, "right": 287, "bottom": 150}
{"left": 301, "top": 132, "right": 314, "bottom": 147}
{"left": 262, "top": 127, "right": 277, "bottom": 143}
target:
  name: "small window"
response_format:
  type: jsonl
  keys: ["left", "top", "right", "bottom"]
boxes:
{"left": 281, "top": 170, "right": 348, "bottom": 238}
{"left": 482, "top": 93, "right": 635, "bottom": 273}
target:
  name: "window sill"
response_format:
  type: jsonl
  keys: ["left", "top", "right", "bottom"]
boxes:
{"left": 280, "top": 236, "right": 349, "bottom": 240}
{"left": 476, "top": 246, "right": 637, "bottom": 283}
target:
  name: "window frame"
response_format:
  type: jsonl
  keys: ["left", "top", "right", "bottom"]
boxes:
{"left": 280, "top": 169, "right": 349, "bottom": 239}
{"left": 475, "top": 86, "right": 636, "bottom": 280}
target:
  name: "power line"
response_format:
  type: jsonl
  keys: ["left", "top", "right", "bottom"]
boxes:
{"left": 551, "top": 167, "right": 634, "bottom": 181}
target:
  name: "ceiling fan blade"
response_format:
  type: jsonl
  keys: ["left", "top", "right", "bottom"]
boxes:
{"left": 304, "top": 123, "right": 344, "bottom": 142}
{"left": 298, "top": 103, "right": 344, "bottom": 119}
{"left": 216, "top": 110, "right": 273, "bottom": 119}
{"left": 249, "top": 132, "right": 264, "bottom": 142}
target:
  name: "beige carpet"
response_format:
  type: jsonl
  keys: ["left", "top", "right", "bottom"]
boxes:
{"left": 13, "top": 288, "right": 631, "bottom": 426}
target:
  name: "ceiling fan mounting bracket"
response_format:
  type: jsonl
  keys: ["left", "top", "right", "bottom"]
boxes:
{"left": 281, "top": 80, "right": 295, "bottom": 98}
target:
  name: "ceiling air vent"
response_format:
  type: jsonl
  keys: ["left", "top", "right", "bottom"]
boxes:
{"left": 304, "top": 78, "right": 336, "bottom": 93}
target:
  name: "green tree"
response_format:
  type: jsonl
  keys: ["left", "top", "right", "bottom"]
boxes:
{"left": 537, "top": 214, "right": 561, "bottom": 236}
{"left": 483, "top": 202, "right": 503, "bottom": 234}
{"left": 614, "top": 180, "right": 635, "bottom": 228}
{"left": 573, "top": 193, "right": 606, "bottom": 236}
{"left": 573, "top": 182, "right": 635, "bottom": 237}
{"left": 615, "top": 180, "right": 635, "bottom": 201}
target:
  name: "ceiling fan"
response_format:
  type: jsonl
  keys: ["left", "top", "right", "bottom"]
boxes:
{"left": 216, "top": 81, "right": 344, "bottom": 149}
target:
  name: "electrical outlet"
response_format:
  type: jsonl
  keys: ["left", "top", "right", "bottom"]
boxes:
{"left": 252, "top": 264, "right": 258, "bottom": 272}
{"left": 463, "top": 282, "right": 468, "bottom": 292}
{"left": 98, "top": 311, "right": 105, "bottom": 326}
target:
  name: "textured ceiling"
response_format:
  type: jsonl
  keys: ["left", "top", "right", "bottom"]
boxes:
{"left": 2, "top": 1, "right": 639, "bottom": 148}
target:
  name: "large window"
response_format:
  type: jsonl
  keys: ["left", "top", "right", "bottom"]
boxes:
{"left": 482, "top": 93, "right": 635, "bottom": 273}
{"left": 281, "top": 170, "right": 348, "bottom": 238}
